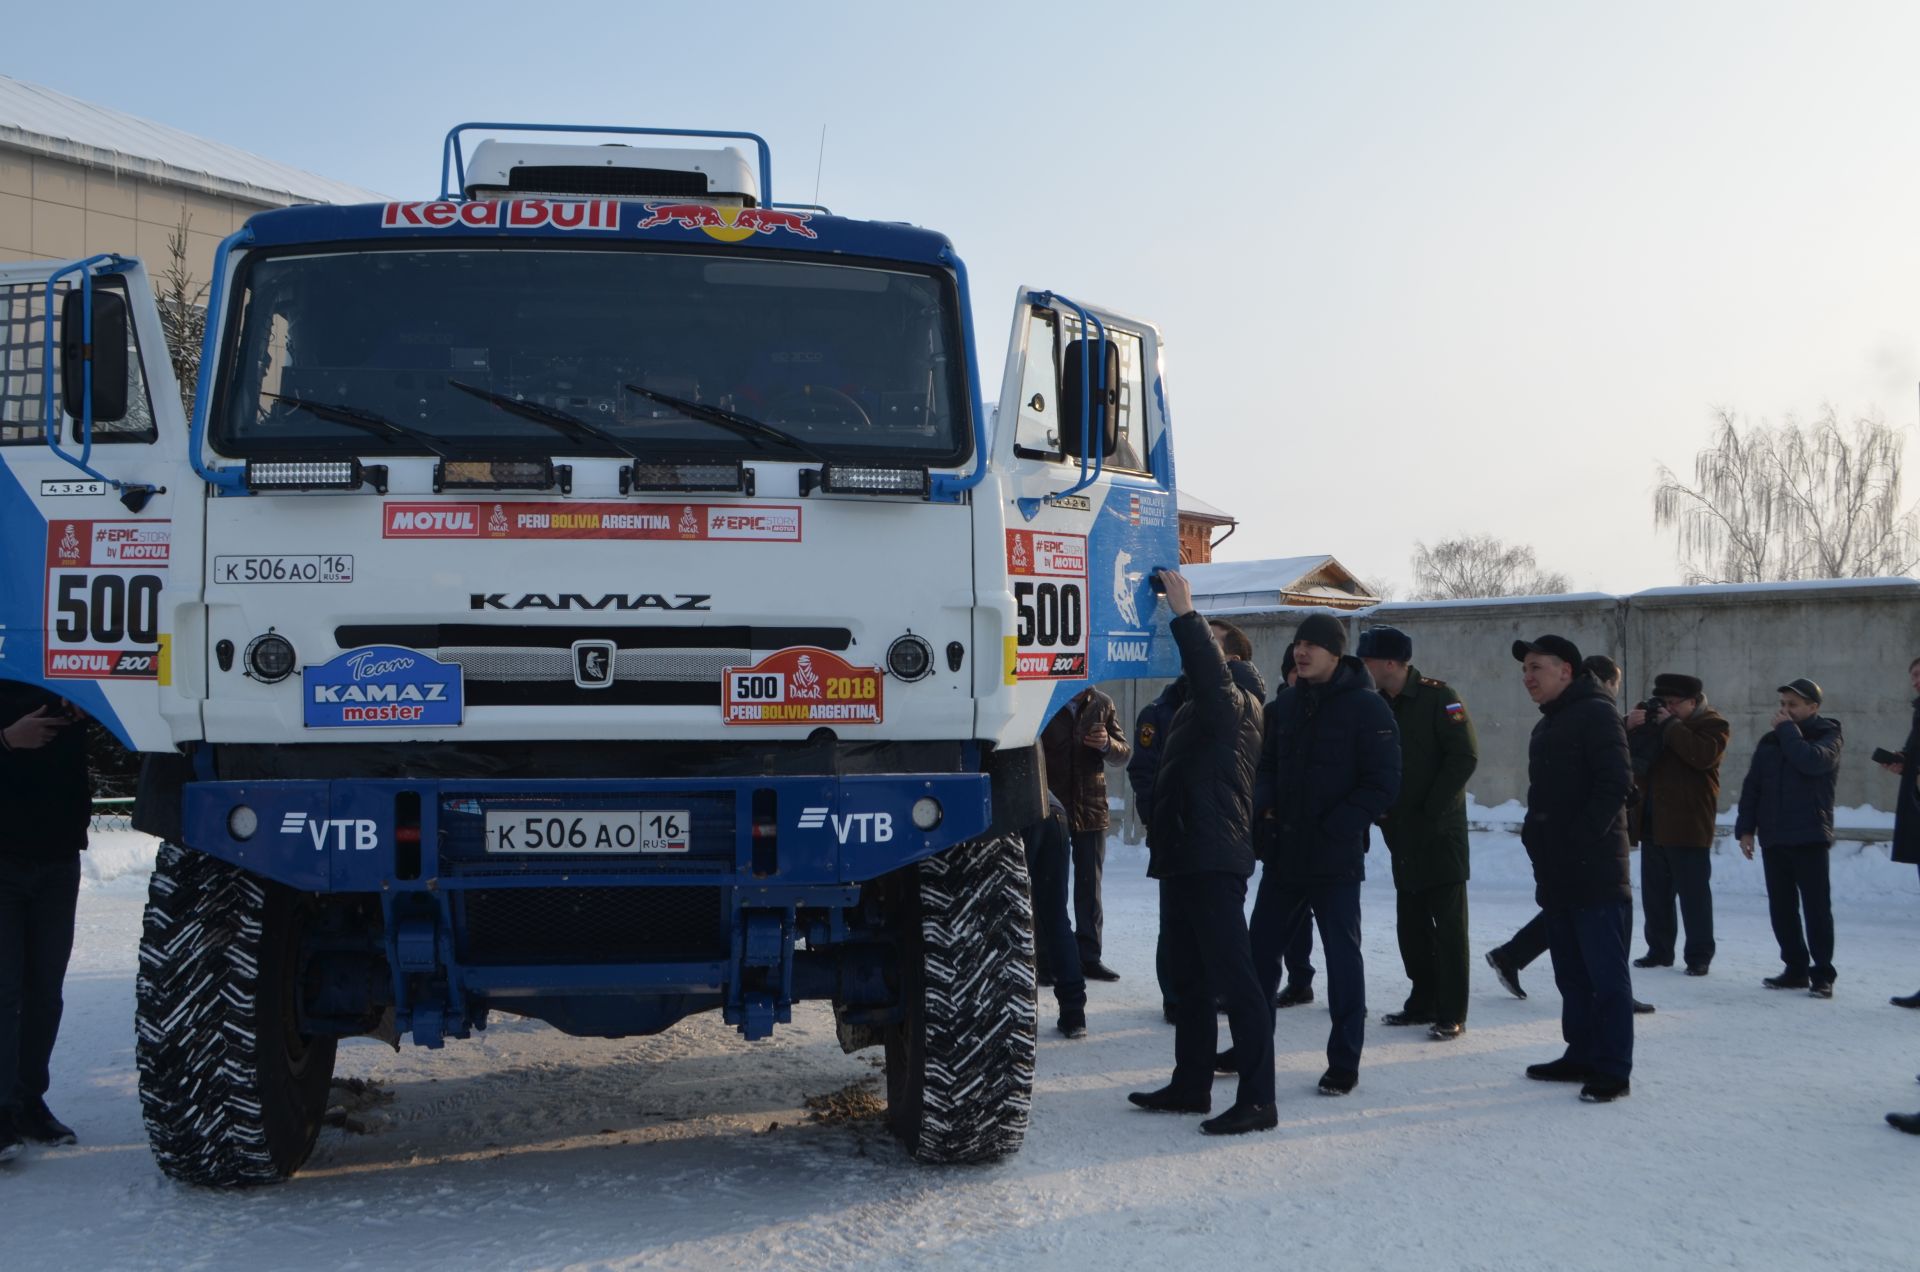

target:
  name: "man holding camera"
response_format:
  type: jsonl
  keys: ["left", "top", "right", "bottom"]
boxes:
{"left": 1039, "top": 685, "right": 1132, "bottom": 982}
{"left": 1627, "top": 674, "right": 1731, "bottom": 977}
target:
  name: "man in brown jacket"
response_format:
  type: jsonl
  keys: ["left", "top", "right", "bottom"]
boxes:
{"left": 1627, "top": 672, "right": 1731, "bottom": 975}
{"left": 1040, "top": 687, "right": 1132, "bottom": 980}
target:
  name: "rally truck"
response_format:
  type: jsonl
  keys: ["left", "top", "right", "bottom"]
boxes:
{"left": 0, "top": 123, "right": 1182, "bottom": 1184}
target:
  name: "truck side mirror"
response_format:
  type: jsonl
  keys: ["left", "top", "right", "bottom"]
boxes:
{"left": 1058, "top": 336, "right": 1119, "bottom": 461}
{"left": 60, "top": 287, "right": 130, "bottom": 425}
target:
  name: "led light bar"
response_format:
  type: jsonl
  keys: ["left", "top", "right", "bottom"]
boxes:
{"left": 433, "top": 458, "right": 569, "bottom": 494}
{"left": 244, "top": 458, "right": 371, "bottom": 491}
{"left": 623, "top": 459, "right": 751, "bottom": 495}
{"left": 810, "top": 464, "right": 930, "bottom": 497}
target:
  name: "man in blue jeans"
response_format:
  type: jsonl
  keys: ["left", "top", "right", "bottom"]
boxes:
{"left": 1513, "top": 635, "right": 1636, "bottom": 1104}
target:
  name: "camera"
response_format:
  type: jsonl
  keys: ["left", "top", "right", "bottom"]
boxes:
{"left": 1636, "top": 698, "right": 1667, "bottom": 722}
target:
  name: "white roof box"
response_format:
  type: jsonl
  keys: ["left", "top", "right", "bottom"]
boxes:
{"left": 462, "top": 139, "right": 758, "bottom": 205}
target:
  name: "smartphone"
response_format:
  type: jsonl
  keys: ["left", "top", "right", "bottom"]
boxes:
{"left": 1872, "top": 747, "right": 1903, "bottom": 765}
{"left": 1148, "top": 570, "right": 1168, "bottom": 595}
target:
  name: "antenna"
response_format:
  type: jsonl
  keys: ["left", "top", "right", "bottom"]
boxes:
{"left": 813, "top": 124, "right": 827, "bottom": 205}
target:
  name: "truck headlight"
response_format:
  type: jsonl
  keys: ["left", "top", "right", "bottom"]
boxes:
{"left": 887, "top": 634, "right": 933, "bottom": 682}
{"left": 244, "top": 632, "right": 296, "bottom": 683}
{"left": 911, "top": 797, "right": 942, "bottom": 831}
{"left": 227, "top": 805, "right": 258, "bottom": 840}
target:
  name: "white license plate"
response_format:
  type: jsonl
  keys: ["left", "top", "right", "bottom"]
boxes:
{"left": 213, "top": 554, "right": 355, "bottom": 584}
{"left": 483, "top": 809, "right": 691, "bottom": 854}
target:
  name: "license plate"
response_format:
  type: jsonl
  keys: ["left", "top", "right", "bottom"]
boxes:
{"left": 213, "top": 554, "right": 355, "bottom": 584}
{"left": 483, "top": 809, "right": 691, "bottom": 854}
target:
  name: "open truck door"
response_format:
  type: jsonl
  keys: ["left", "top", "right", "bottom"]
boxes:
{"left": 0, "top": 255, "right": 196, "bottom": 751}
{"left": 980, "top": 286, "right": 1181, "bottom": 737}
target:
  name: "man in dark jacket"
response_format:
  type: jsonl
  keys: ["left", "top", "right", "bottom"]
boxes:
{"left": 1515, "top": 635, "right": 1635, "bottom": 1102}
{"left": 1628, "top": 672, "right": 1731, "bottom": 976}
{"left": 1358, "top": 625, "right": 1478, "bottom": 1041}
{"left": 0, "top": 683, "right": 90, "bottom": 1162}
{"left": 1885, "top": 658, "right": 1920, "bottom": 1007}
{"left": 1129, "top": 676, "right": 1188, "bottom": 1020}
{"left": 1735, "top": 677, "right": 1843, "bottom": 997}
{"left": 1240, "top": 612, "right": 1401, "bottom": 1097}
{"left": 1040, "top": 687, "right": 1131, "bottom": 981}
{"left": 1127, "top": 570, "right": 1275, "bottom": 1136}
{"left": 1023, "top": 792, "right": 1088, "bottom": 1037}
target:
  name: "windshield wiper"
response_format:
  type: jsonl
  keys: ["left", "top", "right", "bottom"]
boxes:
{"left": 264, "top": 391, "right": 453, "bottom": 456}
{"left": 446, "top": 379, "right": 648, "bottom": 460}
{"left": 621, "top": 383, "right": 826, "bottom": 462}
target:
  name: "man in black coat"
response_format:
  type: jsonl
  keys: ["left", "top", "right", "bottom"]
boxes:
{"left": 1023, "top": 792, "right": 1088, "bottom": 1037}
{"left": 1039, "top": 687, "right": 1131, "bottom": 981}
{"left": 1127, "top": 569, "right": 1276, "bottom": 1136}
{"left": 0, "top": 683, "right": 91, "bottom": 1162}
{"left": 1241, "top": 612, "right": 1401, "bottom": 1097}
{"left": 1883, "top": 658, "right": 1920, "bottom": 1008}
{"left": 1514, "top": 635, "right": 1636, "bottom": 1103}
{"left": 1735, "top": 677, "right": 1843, "bottom": 997}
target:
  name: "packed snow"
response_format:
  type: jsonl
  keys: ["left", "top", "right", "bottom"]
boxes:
{"left": 9, "top": 828, "right": 1920, "bottom": 1271}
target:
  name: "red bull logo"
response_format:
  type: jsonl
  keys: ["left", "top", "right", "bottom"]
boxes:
{"left": 637, "top": 203, "right": 817, "bottom": 242}
{"left": 380, "top": 200, "right": 622, "bottom": 232}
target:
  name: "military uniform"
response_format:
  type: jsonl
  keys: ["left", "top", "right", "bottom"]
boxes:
{"left": 1379, "top": 667, "right": 1479, "bottom": 1028}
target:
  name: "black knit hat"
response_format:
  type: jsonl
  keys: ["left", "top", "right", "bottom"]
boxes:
{"left": 1511, "top": 634, "right": 1582, "bottom": 667}
{"left": 1293, "top": 613, "right": 1347, "bottom": 657}
{"left": 1280, "top": 644, "right": 1297, "bottom": 678}
{"left": 1777, "top": 677, "right": 1823, "bottom": 705}
{"left": 1652, "top": 672, "right": 1704, "bottom": 700}
{"left": 1356, "top": 625, "right": 1412, "bottom": 662}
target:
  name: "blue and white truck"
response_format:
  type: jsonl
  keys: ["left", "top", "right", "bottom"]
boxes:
{"left": 0, "top": 123, "right": 1183, "bottom": 1183}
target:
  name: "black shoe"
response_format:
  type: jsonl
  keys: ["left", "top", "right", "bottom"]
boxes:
{"left": 1889, "top": 1111, "right": 1920, "bottom": 1135}
{"left": 1809, "top": 980, "right": 1834, "bottom": 999}
{"left": 1318, "top": 1067, "right": 1358, "bottom": 1096}
{"left": 1128, "top": 1086, "right": 1210, "bottom": 1114}
{"left": 1381, "top": 1010, "right": 1435, "bottom": 1027}
{"left": 14, "top": 1101, "right": 75, "bottom": 1146}
{"left": 1684, "top": 964, "right": 1710, "bottom": 977}
{"left": 1056, "top": 1012, "right": 1087, "bottom": 1039}
{"left": 1274, "top": 982, "right": 1315, "bottom": 1008}
{"left": 1214, "top": 1048, "right": 1239, "bottom": 1074}
{"left": 1486, "top": 948, "right": 1526, "bottom": 1000}
{"left": 1201, "top": 1102, "right": 1278, "bottom": 1136}
{"left": 1632, "top": 954, "right": 1672, "bottom": 969}
{"left": 1763, "top": 972, "right": 1811, "bottom": 990}
{"left": 1526, "top": 1056, "right": 1592, "bottom": 1083}
{"left": 1428, "top": 1021, "right": 1464, "bottom": 1040}
{"left": 1633, "top": 999, "right": 1657, "bottom": 1015}
{"left": 1579, "top": 1075, "right": 1631, "bottom": 1103}
{"left": 1893, "top": 991, "right": 1920, "bottom": 1009}
{"left": 1082, "top": 959, "right": 1122, "bottom": 983}
{"left": 0, "top": 1116, "right": 21, "bottom": 1164}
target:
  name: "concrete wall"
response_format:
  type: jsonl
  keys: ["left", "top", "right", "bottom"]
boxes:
{"left": 1103, "top": 580, "right": 1920, "bottom": 837}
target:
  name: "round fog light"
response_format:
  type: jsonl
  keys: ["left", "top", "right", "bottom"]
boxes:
{"left": 887, "top": 634, "right": 934, "bottom": 682}
{"left": 911, "top": 797, "right": 943, "bottom": 831}
{"left": 244, "top": 631, "right": 296, "bottom": 683}
{"left": 227, "top": 804, "right": 259, "bottom": 840}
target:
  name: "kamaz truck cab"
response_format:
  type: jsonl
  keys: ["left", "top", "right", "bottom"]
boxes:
{"left": 0, "top": 123, "right": 1183, "bottom": 1184}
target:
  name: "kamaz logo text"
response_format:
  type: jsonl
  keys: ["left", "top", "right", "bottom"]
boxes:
{"left": 279, "top": 812, "right": 379, "bottom": 851}
{"left": 381, "top": 200, "right": 622, "bottom": 232}
{"left": 470, "top": 593, "right": 712, "bottom": 611}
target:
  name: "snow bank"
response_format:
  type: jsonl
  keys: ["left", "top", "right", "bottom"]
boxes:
{"left": 82, "top": 828, "right": 160, "bottom": 887}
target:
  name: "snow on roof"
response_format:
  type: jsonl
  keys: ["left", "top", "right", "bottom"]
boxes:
{"left": 1176, "top": 490, "right": 1235, "bottom": 523}
{"left": 0, "top": 74, "right": 386, "bottom": 207}
{"left": 1184, "top": 556, "right": 1338, "bottom": 595}
{"left": 1631, "top": 576, "right": 1920, "bottom": 599}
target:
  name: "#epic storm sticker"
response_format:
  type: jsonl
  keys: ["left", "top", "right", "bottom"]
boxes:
{"left": 1005, "top": 529, "right": 1088, "bottom": 681}
{"left": 722, "top": 647, "right": 883, "bottom": 725}
{"left": 44, "top": 520, "right": 169, "bottom": 680}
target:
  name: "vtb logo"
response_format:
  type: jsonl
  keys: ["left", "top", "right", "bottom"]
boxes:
{"left": 280, "top": 812, "right": 379, "bottom": 851}
{"left": 572, "top": 639, "right": 616, "bottom": 689}
{"left": 797, "top": 806, "right": 894, "bottom": 844}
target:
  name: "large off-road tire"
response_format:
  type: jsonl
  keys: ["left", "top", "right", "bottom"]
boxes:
{"left": 136, "top": 842, "right": 337, "bottom": 1187}
{"left": 884, "top": 832, "right": 1036, "bottom": 1164}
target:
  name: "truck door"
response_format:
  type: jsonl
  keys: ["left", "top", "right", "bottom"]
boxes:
{"left": 0, "top": 257, "right": 195, "bottom": 751}
{"left": 987, "top": 287, "right": 1181, "bottom": 725}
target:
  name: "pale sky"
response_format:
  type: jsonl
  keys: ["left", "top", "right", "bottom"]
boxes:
{"left": 11, "top": 0, "right": 1919, "bottom": 593}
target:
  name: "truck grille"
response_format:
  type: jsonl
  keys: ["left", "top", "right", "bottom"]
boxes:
{"left": 459, "top": 886, "right": 726, "bottom": 963}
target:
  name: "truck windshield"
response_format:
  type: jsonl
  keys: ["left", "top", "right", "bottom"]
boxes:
{"left": 212, "top": 246, "right": 970, "bottom": 464}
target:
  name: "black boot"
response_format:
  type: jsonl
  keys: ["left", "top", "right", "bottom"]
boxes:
{"left": 1200, "top": 1103, "right": 1278, "bottom": 1136}
{"left": 1486, "top": 948, "right": 1526, "bottom": 1000}
{"left": 1082, "top": 959, "right": 1122, "bottom": 983}
{"left": 1892, "top": 990, "right": 1920, "bottom": 1009}
{"left": 1580, "top": 1074, "right": 1631, "bottom": 1103}
{"left": 1632, "top": 999, "right": 1657, "bottom": 1015}
{"left": 1763, "top": 972, "right": 1811, "bottom": 990}
{"left": 1128, "top": 1086, "right": 1210, "bottom": 1114}
{"left": 0, "top": 1113, "right": 22, "bottom": 1164}
{"left": 1381, "top": 1010, "right": 1434, "bottom": 1027}
{"left": 1317, "top": 1067, "right": 1358, "bottom": 1096}
{"left": 1888, "top": 1111, "right": 1920, "bottom": 1135}
{"left": 1428, "top": 1021, "right": 1464, "bottom": 1040}
{"left": 1214, "top": 1048, "right": 1239, "bottom": 1074}
{"left": 1526, "top": 1056, "right": 1591, "bottom": 1082}
{"left": 14, "top": 1101, "right": 75, "bottom": 1146}
{"left": 1632, "top": 954, "right": 1672, "bottom": 969}
{"left": 1056, "top": 1010, "right": 1087, "bottom": 1039}
{"left": 1274, "top": 982, "right": 1315, "bottom": 1008}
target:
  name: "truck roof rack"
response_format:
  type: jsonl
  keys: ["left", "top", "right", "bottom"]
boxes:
{"left": 440, "top": 122, "right": 774, "bottom": 205}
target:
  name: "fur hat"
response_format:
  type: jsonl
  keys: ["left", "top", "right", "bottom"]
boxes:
{"left": 1652, "top": 672, "right": 1704, "bottom": 700}
{"left": 1356, "top": 625, "right": 1412, "bottom": 662}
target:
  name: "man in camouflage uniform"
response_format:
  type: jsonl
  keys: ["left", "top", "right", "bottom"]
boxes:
{"left": 1358, "top": 626, "right": 1479, "bottom": 1040}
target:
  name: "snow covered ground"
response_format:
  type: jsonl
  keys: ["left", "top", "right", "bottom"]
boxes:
{"left": 11, "top": 830, "right": 1920, "bottom": 1271}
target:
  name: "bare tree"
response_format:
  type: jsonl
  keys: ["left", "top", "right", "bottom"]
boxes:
{"left": 155, "top": 213, "right": 208, "bottom": 414}
{"left": 1410, "top": 534, "right": 1571, "bottom": 600}
{"left": 1653, "top": 407, "right": 1920, "bottom": 584}
{"left": 1359, "top": 575, "right": 1398, "bottom": 603}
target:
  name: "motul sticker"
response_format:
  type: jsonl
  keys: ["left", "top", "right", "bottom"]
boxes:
{"left": 380, "top": 200, "right": 623, "bottom": 232}
{"left": 44, "top": 520, "right": 170, "bottom": 680}
{"left": 383, "top": 501, "right": 800, "bottom": 542}
{"left": 723, "top": 647, "right": 883, "bottom": 725}
{"left": 1005, "top": 530, "right": 1088, "bottom": 682}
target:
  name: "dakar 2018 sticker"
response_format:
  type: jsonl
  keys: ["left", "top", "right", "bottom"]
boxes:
{"left": 44, "top": 520, "right": 170, "bottom": 680}
{"left": 1004, "top": 530, "right": 1088, "bottom": 681}
{"left": 723, "top": 647, "right": 883, "bottom": 725}
{"left": 383, "top": 501, "right": 800, "bottom": 542}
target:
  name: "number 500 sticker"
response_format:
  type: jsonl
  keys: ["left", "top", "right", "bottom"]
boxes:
{"left": 1006, "top": 530, "right": 1089, "bottom": 680}
{"left": 44, "top": 520, "right": 171, "bottom": 679}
